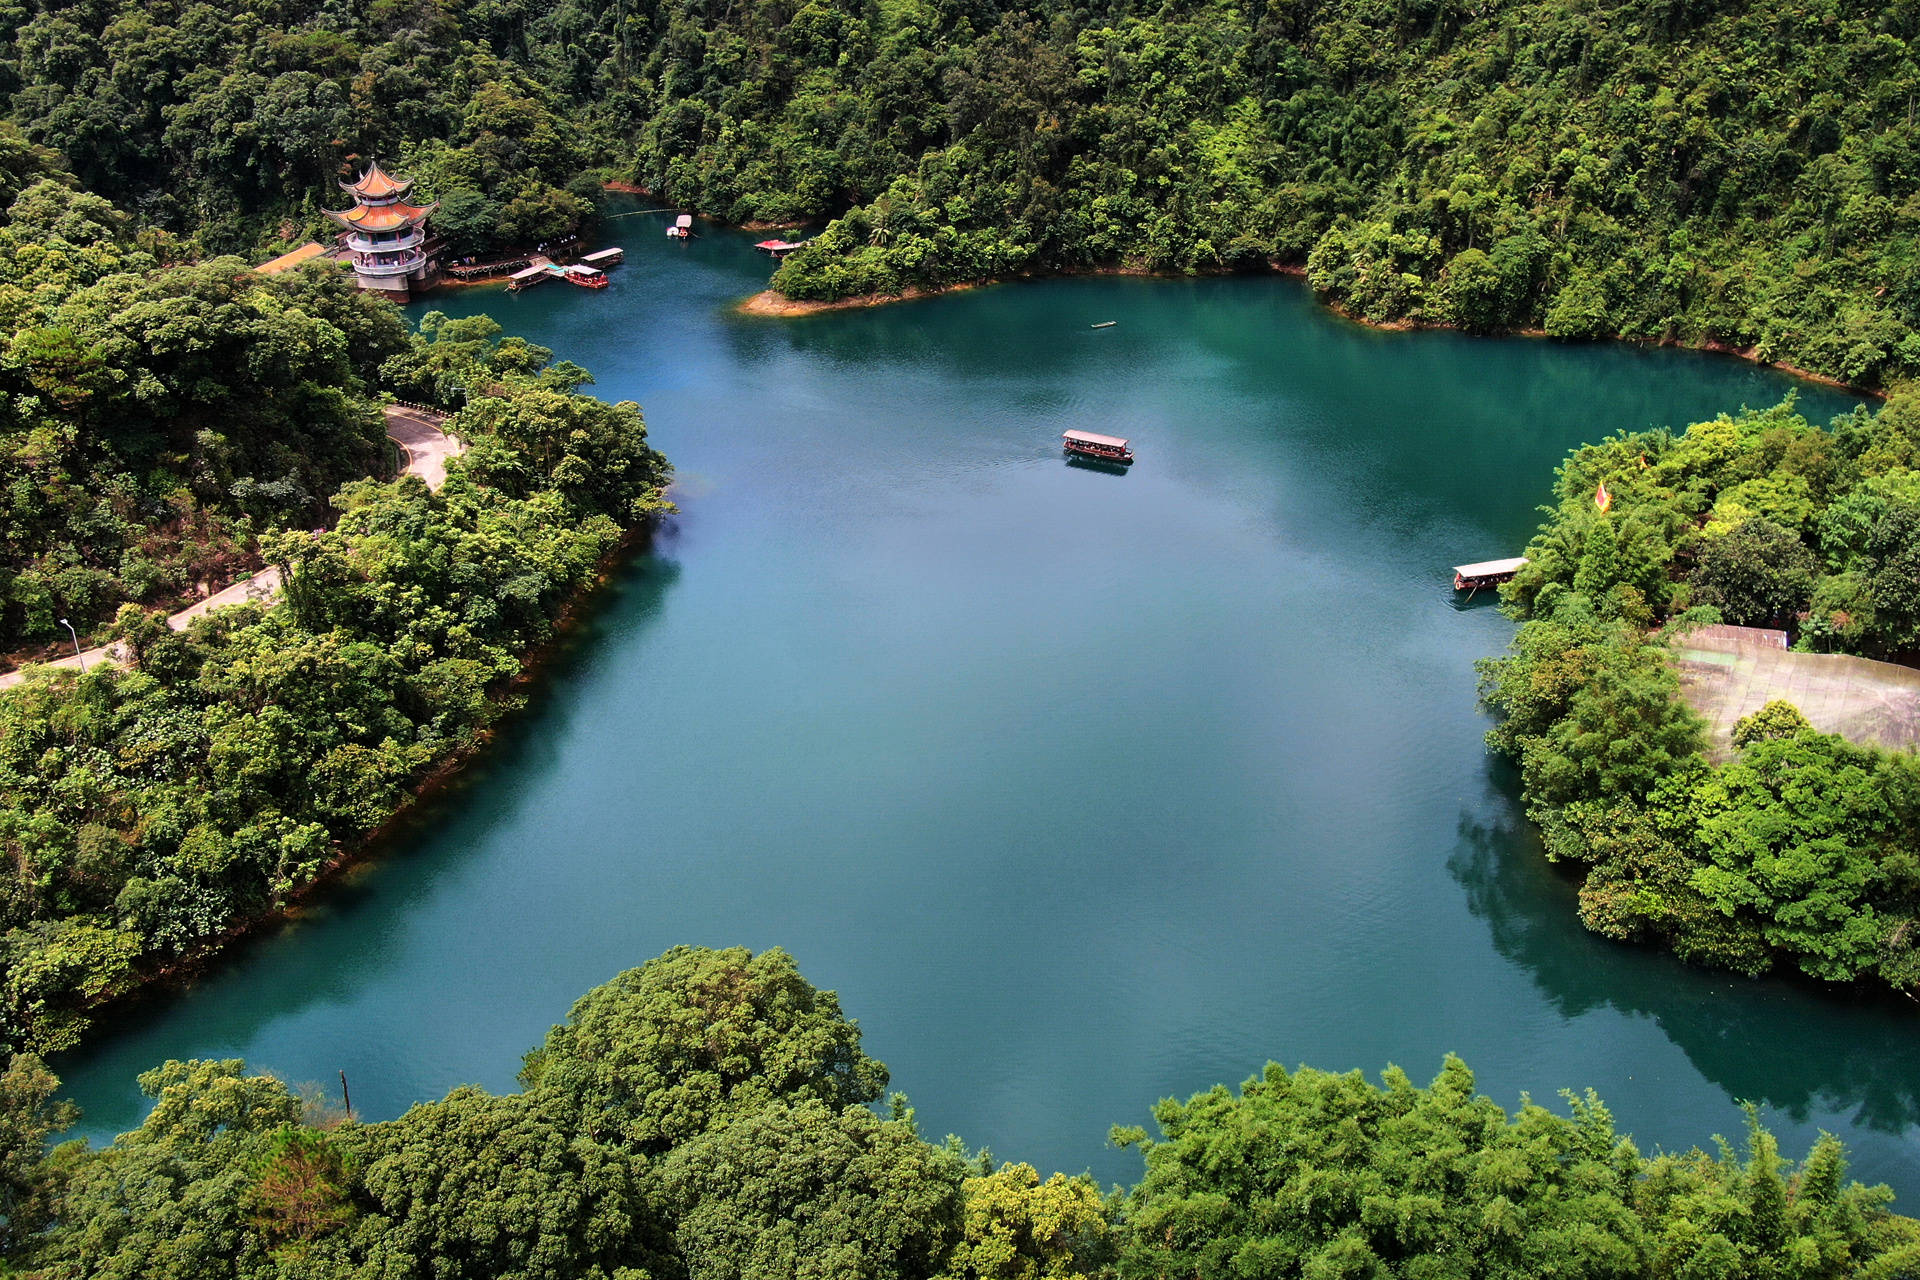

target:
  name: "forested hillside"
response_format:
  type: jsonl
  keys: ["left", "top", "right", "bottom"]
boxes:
{"left": 0, "top": 139, "right": 413, "bottom": 660}
{"left": 772, "top": 0, "right": 1920, "bottom": 392}
{"left": 3, "top": 0, "right": 1916, "bottom": 384}
{"left": 1481, "top": 392, "right": 1920, "bottom": 989}
{"left": 0, "top": 297, "right": 669, "bottom": 1055}
{"left": 0, "top": 141, "right": 672, "bottom": 1060}
{"left": 2, "top": 0, "right": 603, "bottom": 256}
{"left": 5, "top": 946, "right": 1916, "bottom": 1278}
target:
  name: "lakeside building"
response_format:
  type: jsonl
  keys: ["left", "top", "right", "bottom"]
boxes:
{"left": 324, "top": 161, "right": 440, "bottom": 301}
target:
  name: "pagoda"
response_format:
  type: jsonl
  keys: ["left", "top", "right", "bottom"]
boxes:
{"left": 324, "top": 161, "right": 439, "bottom": 300}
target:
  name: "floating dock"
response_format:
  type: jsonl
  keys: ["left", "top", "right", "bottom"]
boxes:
{"left": 508, "top": 253, "right": 617, "bottom": 291}
{"left": 447, "top": 256, "right": 533, "bottom": 281}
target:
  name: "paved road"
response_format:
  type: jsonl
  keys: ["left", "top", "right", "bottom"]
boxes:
{"left": 386, "top": 405, "right": 463, "bottom": 491}
{"left": 0, "top": 406, "right": 462, "bottom": 689}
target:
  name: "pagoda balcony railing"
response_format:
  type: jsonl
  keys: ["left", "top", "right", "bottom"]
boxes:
{"left": 346, "top": 226, "right": 425, "bottom": 254}
{"left": 352, "top": 249, "right": 427, "bottom": 277}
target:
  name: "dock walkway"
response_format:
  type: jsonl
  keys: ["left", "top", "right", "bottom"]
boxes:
{"left": 0, "top": 406, "right": 464, "bottom": 690}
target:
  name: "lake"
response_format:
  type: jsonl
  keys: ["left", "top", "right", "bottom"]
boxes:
{"left": 57, "top": 207, "right": 1920, "bottom": 1197}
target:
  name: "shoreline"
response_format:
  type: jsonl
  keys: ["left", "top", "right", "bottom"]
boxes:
{"left": 57, "top": 522, "right": 662, "bottom": 1051}
{"left": 1315, "top": 298, "right": 1884, "bottom": 400}
{"left": 738, "top": 280, "right": 990, "bottom": 316}
{"left": 739, "top": 265, "right": 1888, "bottom": 399}
{"left": 600, "top": 183, "right": 807, "bottom": 234}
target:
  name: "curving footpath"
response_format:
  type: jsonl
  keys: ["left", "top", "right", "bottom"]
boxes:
{"left": 385, "top": 403, "right": 463, "bottom": 490}
{"left": 0, "top": 406, "right": 462, "bottom": 690}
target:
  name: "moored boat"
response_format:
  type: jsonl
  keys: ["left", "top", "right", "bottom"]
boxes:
{"left": 1451, "top": 556, "right": 1528, "bottom": 591}
{"left": 1063, "top": 429, "right": 1134, "bottom": 463}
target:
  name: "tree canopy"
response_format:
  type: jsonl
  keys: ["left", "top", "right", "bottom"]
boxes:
{"left": 521, "top": 944, "right": 891, "bottom": 1152}
{"left": 1116, "top": 1057, "right": 1920, "bottom": 1280}
{"left": 9, "top": 948, "right": 1920, "bottom": 1279}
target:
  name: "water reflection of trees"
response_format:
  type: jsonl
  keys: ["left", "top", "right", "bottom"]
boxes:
{"left": 1450, "top": 774, "right": 1920, "bottom": 1133}
{"left": 55, "top": 555, "right": 687, "bottom": 1132}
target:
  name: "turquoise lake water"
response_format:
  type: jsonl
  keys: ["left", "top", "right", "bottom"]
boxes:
{"left": 58, "top": 207, "right": 1920, "bottom": 1197}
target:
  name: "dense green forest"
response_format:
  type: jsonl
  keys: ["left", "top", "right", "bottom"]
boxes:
{"left": 2, "top": 0, "right": 1919, "bottom": 1267}
{"left": 1480, "top": 392, "right": 1920, "bottom": 987}
{"left": 1, "top": 0, "right": 604, "bottom": 257}
{"left": 4, "top": 945, "right": 1916, "bottom": 1278}
{"left": 766, "top": 0, "right": 1920, "bottom": 393}
{"left": 1, "top": 0, "right": 1915, "bottom": 383}
{"left": 0, "top": 143, "right": 410, "bottom": 660}
{"left": 0, "top": 327, "right": 668, "bottom": 1055}
{"left": 0, "top": 163, "right": 671, "bottom": 1056}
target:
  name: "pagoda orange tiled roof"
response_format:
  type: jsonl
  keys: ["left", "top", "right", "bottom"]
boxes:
{"left": 342, "top": 161, "right": 411, "bottom": 199}
{"left": 324, "top": 200, "right": 436, "bottom": 231}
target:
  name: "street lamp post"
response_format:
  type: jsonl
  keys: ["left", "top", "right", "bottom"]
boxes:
{"left": 57, "top": 618, "right": 83, "bottom": 671}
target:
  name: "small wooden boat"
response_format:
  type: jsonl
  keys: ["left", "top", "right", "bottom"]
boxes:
{"left": 1090, "top": 321, "right": 1116, "bottom": 329}
{"left": 1063, "top": 429, "right": 1134, "bottom": 463}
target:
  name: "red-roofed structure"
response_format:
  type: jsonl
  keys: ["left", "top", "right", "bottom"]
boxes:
{"left": 325, "top": 161, "right": 439, "bottom": 299}
{"left": 342, "top": 160, "right": 413, "bottom": 201}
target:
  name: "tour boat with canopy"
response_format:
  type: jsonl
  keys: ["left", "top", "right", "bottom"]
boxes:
{"left": 1062, "top": 429, "right": 1134, "bottom": 463}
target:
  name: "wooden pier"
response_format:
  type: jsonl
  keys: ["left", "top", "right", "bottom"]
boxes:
{"left": 445, "top": 256, "right": 533, "bottom": 282}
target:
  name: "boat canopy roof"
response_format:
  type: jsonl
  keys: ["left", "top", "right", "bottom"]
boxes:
{"left": 582, "top": 248, "right": 623, "bottom": 263}
{"left": 1452, "top": 556, "right": 1529, "bottom": 578}
{"left": 675, "top": 214, "right": 694, "bottom": 227}
{"left": 1063, "top": 429, "right": 1130, "bottom": 448}
{"left": 509, "top": 264, "right": 548, "bottom": 281}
